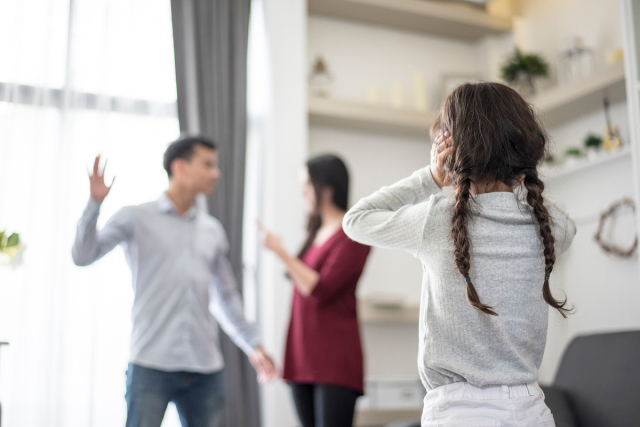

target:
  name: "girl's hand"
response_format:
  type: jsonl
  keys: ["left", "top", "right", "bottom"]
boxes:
{"left": 430, "top": 131, "right": 454, "bottom": 188}
{"left": 257, "top": 221, "right": 284, "bottom": 255}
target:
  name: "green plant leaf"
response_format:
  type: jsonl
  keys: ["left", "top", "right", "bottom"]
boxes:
{"left": 0, "top": 231, "right": 4, "bottom": 248}
{"left": 501, "top": 48, "right": 549, "bottom": 83}
{"left": 6, "top": 233, "right": 19, "bottom": 247}
{"left": 584, "top": 133, "right": 603, "bottom": 148}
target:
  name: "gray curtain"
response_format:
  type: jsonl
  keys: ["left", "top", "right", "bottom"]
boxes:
{"left": 170, "top": 1, "right": 260, "bottom": 427}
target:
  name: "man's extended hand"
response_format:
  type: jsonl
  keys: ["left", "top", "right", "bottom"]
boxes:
{"left": 249, "top": 346, "right": 278, "bottom": 384}
{"left": 89, "top": 155, "right": 115, "bottom": 202}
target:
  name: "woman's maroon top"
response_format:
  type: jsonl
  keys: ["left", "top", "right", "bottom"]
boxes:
{"left": 283, "top": 229, "right": 371, "bottom": 394}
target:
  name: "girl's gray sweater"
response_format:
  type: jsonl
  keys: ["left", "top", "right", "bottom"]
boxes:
{"left": 343, "top": 166, "right": 576, "bottom": 391}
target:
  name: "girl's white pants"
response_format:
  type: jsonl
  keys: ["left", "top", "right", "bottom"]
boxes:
{"left": 422, "top": 381, "right": 556, "bottom": 427}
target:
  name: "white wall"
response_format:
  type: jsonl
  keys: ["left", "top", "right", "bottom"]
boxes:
{"left": 309, "top": 16, "right": 485, "bottom": 110}
{"left": 258, "top": 1, "right": 307, "bottom": 426}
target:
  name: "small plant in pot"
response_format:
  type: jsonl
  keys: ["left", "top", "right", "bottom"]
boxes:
{"left": 584, "top": 133, "right": 603, "bottom": 161}
{"left": 501, "top": 48, "right": 549, "bottom": 97}
{"left": 564, "top": 147, "right": 583, "bottom": 167}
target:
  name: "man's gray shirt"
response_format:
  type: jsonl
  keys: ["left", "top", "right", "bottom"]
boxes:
{"left": 72, "top": 193, "right": 260, "bottom": 373}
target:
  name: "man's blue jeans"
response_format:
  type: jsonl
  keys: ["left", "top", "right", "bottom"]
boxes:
{"left": 125, "top": 363, "right": 225, "bottom": 427}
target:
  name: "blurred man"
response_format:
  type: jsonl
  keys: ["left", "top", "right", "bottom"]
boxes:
{"left": 72, "top": 136, "right": 276, "bottom": 427}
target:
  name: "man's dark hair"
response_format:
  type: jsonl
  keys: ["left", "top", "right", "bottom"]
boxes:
{"left": 163, "top": 136, "right": 216, "bottom": 177}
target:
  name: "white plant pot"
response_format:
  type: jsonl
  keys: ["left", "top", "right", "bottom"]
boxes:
{"left": 565, "top": 156, "right": 580, "bottom": 167}
{"left": 586, "top": 147, "right": 600, "bottom": 162}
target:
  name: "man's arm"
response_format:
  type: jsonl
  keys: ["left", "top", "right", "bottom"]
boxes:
{"left": 211, "top": 254, "right": 260, "bottom": 353}
{"left": 72, "top": 200, "right": 133, "bottom": 266}
{"left": 72, "top": 155, "right": 131, "bottom": 266}
{"left": 211, "top": 253, "right": 277, "bottom": 383}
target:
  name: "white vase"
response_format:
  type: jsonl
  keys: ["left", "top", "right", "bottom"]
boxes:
{"left": 565, "top": 156, "right": 580, "bottom": 168}
{"left": 586, "top": 147, "right": 600, "bottom": 162}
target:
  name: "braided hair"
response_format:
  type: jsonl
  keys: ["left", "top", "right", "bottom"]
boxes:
{"left": 433, "top": 82, "right": 571, "bottom": 317}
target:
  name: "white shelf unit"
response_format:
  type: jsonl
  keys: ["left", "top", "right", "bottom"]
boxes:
{"left": 355, "top": 408, "right": 422, "bottom": 427}
{"left": 358, "top": 300, "right": 420, "bottom": 324}
{"left": 531, "top": 63, "right": 626, "bottom": 128}
{"left": 309, "top": 97, "right": 435, "bottom": 137}
{"left": 541, "top": 146, "right": 632, "bottom": 181}
{"left": 308, "top": 0, "right": 512, "bottom": 40}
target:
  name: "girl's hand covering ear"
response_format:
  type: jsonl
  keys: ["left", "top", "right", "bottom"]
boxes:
{"left": 430, "top": 131, "right": 454, "bottom": 189}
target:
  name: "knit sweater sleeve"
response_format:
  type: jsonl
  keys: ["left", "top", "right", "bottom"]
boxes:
{"left": 342, "top": 166, "right": 441, "bottom": 257}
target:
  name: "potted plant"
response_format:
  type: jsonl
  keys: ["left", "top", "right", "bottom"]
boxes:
{"left": 0, "top": 230, "right": 24, "bottom": 268}
{"left": 564, "top": 147, "right": 582, "bottom": 167}
{"left": 501, "top": 48, "right": 549, "bottom": 96}
{"left": 584, "top": 133, "right": 603, "bottom": 161}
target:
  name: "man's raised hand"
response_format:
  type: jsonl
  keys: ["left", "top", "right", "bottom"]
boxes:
{"left": 89, "top": 155, "right": 115, "bottom": 202}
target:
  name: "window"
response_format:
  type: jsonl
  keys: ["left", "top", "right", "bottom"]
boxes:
{"left": 0, "top": 1, "right": 180, "bottom": 426}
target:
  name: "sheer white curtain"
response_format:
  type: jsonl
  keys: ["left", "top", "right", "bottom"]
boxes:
{"left": 0, "top": 1, "right": 181, "bottom": 426}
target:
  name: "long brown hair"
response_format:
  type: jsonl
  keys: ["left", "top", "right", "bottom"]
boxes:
{"left": 297, "top": 154, "right": 350, "bottom": 258}
{"left": 432, "top": 82, "right": 571, "bottom": 317}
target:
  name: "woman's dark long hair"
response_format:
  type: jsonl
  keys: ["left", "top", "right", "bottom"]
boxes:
{"left": 297, "top": 154, "right": 349, "bottom": 258}
{"left": 432, "top": 81, "right": 571, "bottom": 317}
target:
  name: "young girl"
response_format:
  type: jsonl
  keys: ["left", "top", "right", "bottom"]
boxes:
{"left": 260, "top": 154, "right": 370, "bottom": 427}
{"left": 343, "top": 82, "right": 576, "bottom": 427}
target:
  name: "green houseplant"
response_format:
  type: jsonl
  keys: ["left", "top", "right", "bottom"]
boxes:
{"left": 584, "top": 133, "right": 603, "bottom": 161}
{"left": 501, "top": 48, "right": 549, "bottom": 96}
{"left": 0, "top": 231, "right": 23, "bottom": 267}
{"left": 564, "top": 147, "right": 582, "bottom": 167}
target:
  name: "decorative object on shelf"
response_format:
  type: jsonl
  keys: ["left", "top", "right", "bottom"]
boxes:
{"left": 0, "top": 230, "right": 24, "bottom": 268}
{"left": 594, "top": 198, "right": 638, "bottom": 258}
{"left": 500, "top": 48, "right": 549, "bottom": 96}
{"left": 487, "top": 0, "right": 516, "bottom": 19}
{"left": 563, "top": 147, "right": 582, "bottom": 167}
{"left": 309, "top": 56, "right": 334, "bottom": 98}
{"left": 557, "top": 36, "right": 594, "bottom": 86}
{"left": 364, "top": 85, "right": 382, "bottom": 106}
{"left": 605, "top": 47, "right": 624, "bottom": 66}
{"left": 584, "top": 133, "right": 603, "bottom": 161}
{"left": 389, "top": 82, "right": 406, "bottom": 109}
{"left": 411, "top": 72, "right": 428, "bottom": 112}
{"left": 603, "top": 97, "right": 622, "bottom": 152}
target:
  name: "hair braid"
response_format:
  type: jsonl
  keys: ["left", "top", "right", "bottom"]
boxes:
{"left": 452, "top": 174, "right": 498, "bottom": 316}
{"left": 523, "top": 169, "right": 572, "bottom": 318}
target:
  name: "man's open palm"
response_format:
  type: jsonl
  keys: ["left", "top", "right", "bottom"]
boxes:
{"left": 89, "top": 155, "right": 115, "bottom": 202}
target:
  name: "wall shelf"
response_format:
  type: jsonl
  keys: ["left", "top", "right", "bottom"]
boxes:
{"left": 541, "top": 146, "right": 632, "bottom": 181}
{"left": 358, "top": 300, "right": 420, "bottom": 324}
{"left": 531, "top": 63, "right": 626, "bottom": 128}
{"left": 308, "top": 0, "right": 512, "bottom": 40}
{"left": 309, "top": 97, "right": 434, "bottom": 137}
{"left": 355, "top": 408, "right": 422, "bottom": 426}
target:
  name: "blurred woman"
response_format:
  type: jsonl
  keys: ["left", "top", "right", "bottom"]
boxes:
{"left": 259, "top": 154, "right": 371, "bottom": 427}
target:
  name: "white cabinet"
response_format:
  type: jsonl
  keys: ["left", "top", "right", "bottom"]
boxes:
{"left": 359, "top": 378, "right": 426, "bottom": 410}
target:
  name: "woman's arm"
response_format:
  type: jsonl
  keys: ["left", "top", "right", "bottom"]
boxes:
{"left": 258, "top": 222, "right": 320, "bottom": 296}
